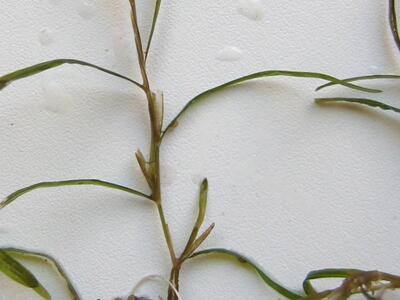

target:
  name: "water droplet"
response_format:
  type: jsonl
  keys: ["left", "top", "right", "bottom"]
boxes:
{"left": 237, "top": 0, "right": 265, "bottom": 21}
{"left": 38, "top": 28, "right": 54, "bottom": 46}
{"left": 216, "top": 46, "right": 243, "bottom": 62}
{"left": 76, "top": 0, "right": 96, "bottom": 20}
{"left": 41, "top": 78, "right": 72, "bottom": 114}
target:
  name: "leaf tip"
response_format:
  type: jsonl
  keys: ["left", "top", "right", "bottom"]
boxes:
{"left": 0, "top": 80, "right": 7, "bottom": 90}
{"left": 0, "top": 200, "right": 7, "bottom": 209}
{"left": 314, "top": 98, "right": 327, "bottom": 104}
{"left": 202, "top": 178, "right": 208, "bottom": 188}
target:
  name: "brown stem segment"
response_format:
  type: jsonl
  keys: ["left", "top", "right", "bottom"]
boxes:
{"left": 129, "top": 3, "right": 215, "bottom": 299}
{"left": 129, "top": 2, "right": 178, "bottom": 298}
{"left": 167, "top": 262, "right": 182, "bottom": 300}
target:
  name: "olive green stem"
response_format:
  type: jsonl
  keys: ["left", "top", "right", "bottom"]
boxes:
{"left": 129, "top": 0, "right": 177, "bottom": 279}
{"left": 157, "top": 203, "right": 177, "bottom": 264}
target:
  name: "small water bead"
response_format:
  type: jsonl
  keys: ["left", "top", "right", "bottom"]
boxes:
{"left": 237, "top": 0, "right": 265, "bottom": 21}
{"left": 76, "top": 0, "right": 96, "bottom": 20}
{"left": 38, "top": 28, "right": 54, "bottom": 46}
{"left": 216, "top": 46, "right": 243, "bottom": 62}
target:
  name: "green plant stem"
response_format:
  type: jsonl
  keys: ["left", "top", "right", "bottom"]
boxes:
{"left": 157, "top": 202, "right": 177, "bottom": 265}
{"left": 173, "top": 266, "right": 181, "bottom": 295}
{"left": 129, "top": 2, "right": 179, "bottom": 299}
{"left": 168, "top": 261, "right": 182, "bottom": 300}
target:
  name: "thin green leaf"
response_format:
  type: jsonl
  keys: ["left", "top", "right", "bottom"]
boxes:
{"left": 190, "top": 248, "right": 302, "bottom": 299}
{"left": 136, "top": 149, "right": 154, "bottom": 188}
{"left": 129, "top": 0, "right": 147, "bottom": 70}
{"left": 33, "top": 285, "right": 51, "bottom": 300}
{"left": 0, "top": 250, "right": 38, "bottom": 287}
{"left": 0, "top": 59, "right": 143, "bottom": 91}
{"left": 389, "top": 0, "right": 400, "bottom": 52}
{"left": 4, "top": 248, "right": 80, "bottom": 300}
{"left": 145, "top": 0, "right": 162, "bottom": 61}
{"left": 182, "top": 179, "right": 208, "bottom": 256}
{"left": 316, "top": 75, "right": 400, "bottom": 91}
{"left": 0, "top": 250, "right": 51, "bottom": 300}
{"left": 197, "top": 178, "right": 208, "bottom": 229}
{"left": 162, "top": 70, "right": 382, "bottom": 136}
{"left": 302, "top": 268, "right": 362, "bottom": 296}
{"left": 184, "top": 223, "right": 215, "bottom": 258}
{"left": 0, "top": 179, "right": 151, "bottom": 209}
{"left": 315, "top": 97, "right": 400, "bottom": 113}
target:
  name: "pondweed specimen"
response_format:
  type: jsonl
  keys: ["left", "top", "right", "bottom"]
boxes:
{"left": 314, "top": 0, "right": 400, "bottom": 113}
{"left": 0, "top": 1, "right": 400, "bottom": 299}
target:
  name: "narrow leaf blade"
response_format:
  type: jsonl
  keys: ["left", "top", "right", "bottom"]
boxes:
{"left": 182, "top": 178, "right": 208, "bottom": 256}
{"left": 0, "top": 179, "right": 151, "bottom": 208}
{"left": 4, "top": 248, "right": 80, "bottom": 300}
{"left": 145, "top": 0, "right": 162, "bottom": 61}
{"left": 185, "top": 223, "right": 215, "bottom": 258}
{"left": 316, "top": 74, "right": 400, "bottom": 91}
{"left": 390, "top": 0, "right": 400, "bottom": 52}
{"left": 315, "top": 97, "right": 400, "bottom": 113}
{"left": 0, "top": 250, "right": 38, "bottom": 288}
{"left": 0, "top": 59, "right": 143, "bottom": 91}
{"left": 190, "top": 248, "right": 302, "bottom": 299}
{"left": 0, "top": 250, "right": 51, "bottom": 299}
{"left": 302, "top": 268, "right": 362, "bottom": 295}
{"left": 197, "top": 178, "right": 208, "bottom": 228}
{"left": 162, "top": 70, "right": 381, "bottom": 136}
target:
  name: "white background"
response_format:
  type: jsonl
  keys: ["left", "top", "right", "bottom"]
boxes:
{"left": 0, "top": 0, "right": 400, "bottom": 299}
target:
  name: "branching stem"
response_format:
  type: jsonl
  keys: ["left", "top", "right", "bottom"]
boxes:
{"left": 129, "top": 3, "right": 179, "bottom": 298}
